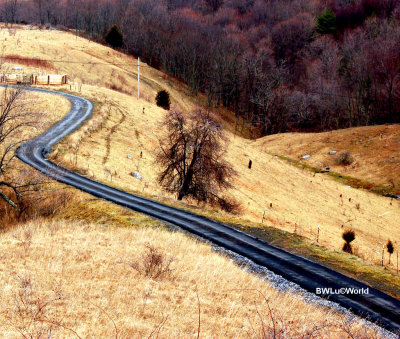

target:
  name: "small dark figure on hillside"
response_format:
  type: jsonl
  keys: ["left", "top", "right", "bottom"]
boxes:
{"left": 248, "top": 159, "right": 252, "bottom": 169}
{"left": 387, "top": 240, "right": 394, "bottom": 264}
{"left": 342, "top": 230, "right": 356, "bottom": 254}
{"left": 156, "top": 90, "right": 171, "bottom": 110}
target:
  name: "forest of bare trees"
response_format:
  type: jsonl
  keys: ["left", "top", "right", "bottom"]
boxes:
{"left": 1, "top": 0, "right": 399, "bottom": 135}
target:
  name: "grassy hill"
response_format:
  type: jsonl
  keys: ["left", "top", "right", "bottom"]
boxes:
{"left": 0, "top": 218, "right": 387, "bottom": 337}
{"left": 15, "top": 29, "right": 398, "bottom": 269}
{"left": 3, "top": 26, "right": 400, "bottom": 286}
{"left": 260, "top": 125, "right": 400, "bottom": 195}
{"left": 0, "top": 26, "right": 399, "bottom": 336}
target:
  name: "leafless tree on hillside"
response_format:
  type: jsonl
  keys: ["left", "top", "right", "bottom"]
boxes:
{"left": 247, "top": 53, "right": 288, "bottom": 134}
{"left": 0, "top": 86, "right": 44, "bottom": 218}
{"left": 156, "top": 108, "right": 237, "bottom": 211}
{"left": 2, "top": 0, "right": 19, "bottom": 27}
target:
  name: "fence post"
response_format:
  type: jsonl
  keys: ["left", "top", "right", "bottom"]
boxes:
{"left": 261, "top": 208, "right": 266, "bottom": 223}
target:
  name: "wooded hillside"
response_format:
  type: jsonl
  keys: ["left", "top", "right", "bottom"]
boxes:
{"left": 1, "top": 0, "right": 399, "bottom": 135}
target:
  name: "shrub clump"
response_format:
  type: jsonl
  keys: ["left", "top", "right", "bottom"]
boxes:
{"left": 104, "top": 25, "right": 123, "bottom": 48}
{"left": 342, "top": 230, "right": 356, "bottom": 253}
{"left": 216, "top": 195, "right": 242, "bottom": 214}
{"left": 155, "top": 90, "right": 171, "bottom": 110}
{"left": 128, "top": 244, "right": 174, "bottom": 280}
{"left": 335, "top": 151, "right": 354, "bottom": 165}
{"left": 386, "top": 240, "right": 394, "bottom": 264}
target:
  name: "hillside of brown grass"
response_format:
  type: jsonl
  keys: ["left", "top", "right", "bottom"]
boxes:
{"left": 0, "top": 87, "right": 70, "bottom": 224}
{"left": 51, "top": 85, "right": 400, "bottom": 274}
{"left": 0, "top": 219, "right": 389, "bottom": 338}
{"left": 0, "top": 26, "right": 399, "bottom": 336}
{"left": 2, "top": 27, "right": 397, "bottom": 274}
{"left": 259, "top": 125, "right": 400, "bottom": 194}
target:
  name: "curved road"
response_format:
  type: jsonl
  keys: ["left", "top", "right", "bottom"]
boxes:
{"left": 14, "top": 86, "right": 400, "bottom": 334}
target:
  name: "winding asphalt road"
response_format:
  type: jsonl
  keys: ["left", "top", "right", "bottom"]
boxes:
{"left": 14, "top": 86, "right": 400, "bottom": 334}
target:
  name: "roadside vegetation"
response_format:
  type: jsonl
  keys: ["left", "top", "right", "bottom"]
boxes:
{"left": 156, "top": 108, "right": 237, "bottom": 210}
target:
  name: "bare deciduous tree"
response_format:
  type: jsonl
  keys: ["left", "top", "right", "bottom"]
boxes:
{"left": 0, "top": 86, "right": 43, "bottom": 218}
{"left": 247, "top": 53, "right": 288, "bottom": 134}
{"left": 156, "top": 108, "right": 236, "bottom": 209}
{"left": 2, "top": 0, "right": 19, "bottom": 27}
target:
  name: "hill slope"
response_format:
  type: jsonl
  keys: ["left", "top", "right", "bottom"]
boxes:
{"left": 259, "top": 125, "right": 400, "bottom": 195}
{"left": 0, "top": 219, "right": 390, "bottom": 338}
{"left": 2, "top": 27, "right": 398, "bottom": 274}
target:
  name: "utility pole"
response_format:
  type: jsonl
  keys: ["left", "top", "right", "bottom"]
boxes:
{"left": 137, "top": 57, "right": 140, "bottom": 99}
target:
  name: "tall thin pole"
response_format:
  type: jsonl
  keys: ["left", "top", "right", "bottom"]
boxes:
{"left": 137, "top": 57, "right": 140, "bottom": 99}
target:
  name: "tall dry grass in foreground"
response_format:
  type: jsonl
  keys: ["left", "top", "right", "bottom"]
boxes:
{"left": 0, "top": 219, "right": 391, "bottom": 338}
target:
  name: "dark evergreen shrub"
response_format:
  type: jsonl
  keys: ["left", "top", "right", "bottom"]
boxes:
{"left": 156, "top": 90, "right": 171, "bottom": 110}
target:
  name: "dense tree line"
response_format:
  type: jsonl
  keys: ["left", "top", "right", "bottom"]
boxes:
{"left": 2, "top": 0, "right": 399, "bottom": 135}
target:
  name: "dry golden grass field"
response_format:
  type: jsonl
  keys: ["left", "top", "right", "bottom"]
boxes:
{"left": 0, "top": 219, "right": 389, "bottom": 338}
{"left": 0, "top": 26, "right": 399, "bottom": 336}
{"left": 59, "top": 88, "right": 400, "bottom": 272}
{"left": 260, "top": 125, "right": 400, "bottom": 194}
{"left": 1, "top": 27, "right": 398, "bottom": 273}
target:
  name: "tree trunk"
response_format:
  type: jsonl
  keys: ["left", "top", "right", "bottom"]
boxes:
{"left": 178, "top": 167, "right": 194, "bottom": 200}
{"left": 177, "top": 151, "right": 197, "bottom": 200}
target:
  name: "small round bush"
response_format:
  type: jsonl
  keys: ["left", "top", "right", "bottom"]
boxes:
{"left": 342, "top": 230, "right": 355, "bottom": 243}
{"left": 342, "top": 230, "right": 355, "bottom": 253}
{"left": 335, "top": 151, "right": 354, "bottom": 166}
{"left": 156, "top": 90, "right": 171, "bottom": 110}
{"left": 387, "top": 240, "right": 394, "bottom": 255}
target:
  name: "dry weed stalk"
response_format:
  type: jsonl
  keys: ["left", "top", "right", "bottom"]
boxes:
{"left": 6, "top": 273, "right": 81, "bottom": 339}
{"left": 127, "top": 243, "right": 175, "bottom": 280}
